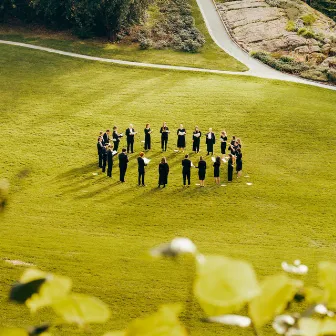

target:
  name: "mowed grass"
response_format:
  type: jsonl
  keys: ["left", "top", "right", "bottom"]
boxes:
{"left": 0, "top": 0, "right": 247, "bottom": 72}
{"left": 0, "top": 44, "right": 336, "bottom": 336}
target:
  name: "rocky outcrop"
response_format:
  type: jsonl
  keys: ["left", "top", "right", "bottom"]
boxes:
{"left": 215, "top": 0, "right": 336, "bottom": 82}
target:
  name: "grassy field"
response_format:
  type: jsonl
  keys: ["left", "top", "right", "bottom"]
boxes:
{"left": 0, "top": 43, "right": 336, "bottom": 336}
{"left": 0, "top": 0, "right": 247, "bottom": 72}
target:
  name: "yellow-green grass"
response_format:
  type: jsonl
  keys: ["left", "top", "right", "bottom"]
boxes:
{"left": 0, "top": 44, "right": 336, "bottom": 336}
{"left": 0, "top": 0, "right": 247, "bottom": 72}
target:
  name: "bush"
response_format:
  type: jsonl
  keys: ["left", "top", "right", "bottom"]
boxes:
{"left": 298, "top": 27, "right": 316, "bottom": 39}
{"left": 286, "top": 20, "right": 296, "bottom": 32}
{"left": 250, "top": 51, "right": 309, "bottom": 74}
{"left": 301, "top": 13, "right": 316, "bottom": 26}
{"left": 139, "top": 36, "right": 153, "bottom": 49}
{"left": 300, "top": 69, "right": 329, "bottom": 82}
{"left": 327, "top": 69, "right": 336, "bottom": 82}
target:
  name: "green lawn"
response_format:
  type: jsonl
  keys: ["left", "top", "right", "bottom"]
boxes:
{"left": 0, "top": 0, "right": 247, "bottom": 72}
{"left": 0, "top": 44, "right": 336, "bottom": 336}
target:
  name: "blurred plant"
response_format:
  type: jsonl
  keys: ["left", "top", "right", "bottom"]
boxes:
{"left": 0, "top": 179, "right": 9, "bottom": 212}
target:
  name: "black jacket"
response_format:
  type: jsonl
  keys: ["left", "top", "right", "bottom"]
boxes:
{"left": 182, "top": 159, "right": 191, "bottom": 172}
{"left": 126, "top": 128, "right": 135, "bottom": 142}
{"left": 160, "top": 127, "right": 169, "bottom": 139}
{"left": 205, "top": 132, "right": 215, "bottom": 144}
{"left": 118, "top": 153, "right": 129, "bottom": 167}
{"left": 97, "top": 141, "right": 103, "bottom": 155}
{"left": 103, "top": 133, "right": 110, "bottom": 145}
{"left": 107, "top": 149, "right": 114, "bottom": 167}
{"left": 113, "top": 131, "right": 122, "bottom": 143}
{"left": 137, "top": 157, "right": 147, "bottom": 173}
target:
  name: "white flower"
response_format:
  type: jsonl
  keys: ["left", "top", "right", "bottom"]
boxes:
{"left": 273, "top": 315, "right": 295, "bottom": 334}
{"left": 281, "top": 261, "right": 308, "bottom": 275}
{"left": 206, "top": 315, "right": 251, "bottom": 327}
{"left": 150, "top": 238, "right": 197, "bottom": 257}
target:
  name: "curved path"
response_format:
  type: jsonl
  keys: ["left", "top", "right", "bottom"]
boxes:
{"left": 1, "top": 9, "right": 336, "bottom": 93}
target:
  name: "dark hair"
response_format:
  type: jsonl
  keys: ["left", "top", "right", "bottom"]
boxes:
{"left": 98, "top": 136, "right": 102, "bottom": 140}
{"left": 199, "top": 156, "right": 203, "bottom": 161}
{"left": 216, "top": 156, "right": 221, "bottom": 164}
{"left": 139, "top": 152, "right": 144, "bottom": 157}
{"left": 146, "top": 123, "right": 150, "bottom": 128}
{"left": 185, "top": 154, "right": 189, "bottom": 158}
{"left": 113, "top": 126, "right": 117, "bottom": 130}
{"left": 232, "top": 135, "right": 236, "bottom": 139}
{"left": 161, "top": 157, "right": 166, "bottom": 164}
{"left": 122, "top": 148, "right": 126, "bottom": 153}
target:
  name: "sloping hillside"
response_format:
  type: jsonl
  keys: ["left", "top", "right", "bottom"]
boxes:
{"left": 216, "top": 0, "right": 336, "bottom": 82}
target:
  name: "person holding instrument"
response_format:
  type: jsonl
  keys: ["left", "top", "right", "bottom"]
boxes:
{"left": 182, "top": 154, "right": 191, "bottom": 187}
{"left": 137, "top": 152, "right": 147, "bottom": 186}
{"left": 112, "top": 126, "right": 123, "bottom": 152}
{"left": 144, "top": 123, "right": 152, "bottom": 151}
{"left": 158, "top": 157, "right": 169, "bottom": 188}
{"left": 192, "top": 126, "right": 201, "bottom": 153}
{"left": 196, "top": 156, "right": 207, "bottom": 187}
{"left": 220, "top": 131, "right": 228, "bottom": 155}
{"left": 205, "top": 128, "right": 215, "bottom": 156}
{"left": 126, "top": 124, "right": 137, "bottom": 153}
{"left": 213, "top": 156, "right": 221, "bottom": 185}
{"left": 177, "top": 124, "right": 186, "bottom": 152}
{"left": 160, "top": 122, "right": 169, "bottom": 152}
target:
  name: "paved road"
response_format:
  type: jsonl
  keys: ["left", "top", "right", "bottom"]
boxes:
{"left": 0, "top": 29, "right": 335, "bottom": 91}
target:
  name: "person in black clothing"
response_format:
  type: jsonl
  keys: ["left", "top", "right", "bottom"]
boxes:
{"left": 137, "top": 152, "right": 147, "bottom": 186}
{"left": 205, "top": 128, "right": 215, "bottom": 155}
{"left": 107, "top": 145, "right": 114, "bottom": 177}
{"left": 160, "top": 122, "right": 169, "bottom": 152}
{"left": 228, "top": 154, "right": 234, "bottom": 182}
{"left": 177, "top": 124, "right": 186, "bottom": 152}
{"left": 236, "top": 148, "right": 243, "bottom": 178}
{"left": 126, "top": 124, "right": 137, "bottom": 153}
{"left": 112, "top": 126, "right": 123, "bottom": 152}
{"left": 97, "top": 136, "right": 104, "bottom": 168}
{"left": 220, "top": 131, "right": 228, "bottom": 155}
{"left": 118, "top": 148, "right": 129, "bottom": 182}
{"left": 237, "top": 138, "right": 242, "bottom": 149}
{"left": 144, "top": 123, "right": 152, "bottom": 151}
{"left": 182, "top": 154, "right": 191, "bottom": 186}
{"left": 229, "top": 135, "right": 236, "bottom": 155}
{"left": 213, "top": 156, "right": 221, "bottom": 185}
{"left": 196, "top": 156, "right": 207, "bottom": 187}
{"left": 192, "top": 126, "right": 201, "bottom": 153}
{"left": 103, "top": 130, "right": 110, "bottom": 145}
{"left": 101, "top": 145, "right": 108, "bottom": 173}
{"left": 158, "top": 157, "right": 169, "bottom": 188}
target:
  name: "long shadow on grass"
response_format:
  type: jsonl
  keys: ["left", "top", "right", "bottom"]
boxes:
{"left": 56, "top": 162, "right": 98, "bottom": 180}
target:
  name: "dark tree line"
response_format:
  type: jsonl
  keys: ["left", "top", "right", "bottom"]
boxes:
{"left": 0, "top": 0, "right": 152, "bottom": 40}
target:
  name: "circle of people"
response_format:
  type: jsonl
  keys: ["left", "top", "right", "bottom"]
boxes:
{"left": 96, "top": 122, "right": 243, "bottom": 187}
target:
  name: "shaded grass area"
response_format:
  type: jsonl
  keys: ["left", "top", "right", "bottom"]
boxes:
{"left": 0, "top": 44, "right": 336, "bottom": 336}
{"left": 0, "top": 0, "right": 247, "bottom": 72}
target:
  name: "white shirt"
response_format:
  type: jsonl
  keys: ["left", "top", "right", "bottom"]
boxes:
{"left": 207, "top": 132, "right": 212, "bottom": 139}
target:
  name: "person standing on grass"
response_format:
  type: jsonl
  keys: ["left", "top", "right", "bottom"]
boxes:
{"left": 158, "top": 157, "right": 169, "bottom": 188}
{"left": 192, "top": 126, "right": 201, "bottom": 153}
{"left": 229, "top": 135, "right": 236, "bottom": 155}
{"left": 107, "top": 145, "right": 114, "bottom": 178}
{"left": 160, "top": 122, "right": 169, "bottom": 152}
{"left": 118, "top": 148, "right": 129, "bottom": 183}
{"left": 236, "top": 148, "right": 243, "bottom": 178}
{"left": 112, "top": 126, "right": 123, "bottom": 152}
{"left": 103, "top": 129, "right": 110, "bottom": 145}
{"left": 97, "top": 136, "right": 104, "bottom": 168}
{"left": 177, "top": 124, "right": 186, "bottom": 152}
{"left": 126, "top": 124, "right": 136, "bottom": 153}
{"left": 213, "top": 156, "right": 221, "bottom": 185}
{"left": 196, "top": 156, "right": 207, "bottom": 187}
{"left": 206, "top": 128, "right": 215, "bottom": 156}
{"left": 228, "top": 154, "right": 234, "bottom": 182}
{"left": 144, "top": 123, "right": 152, "bottom": 151}
{"left": 101, "top": 144, "right": 108, "bottom": 173}
{"left": 137, "top": 152, "right": 147, "bottom": 186}
{"left": 182, "top": 154, "right": 192, "bottom": 187}
{"left": 220, "top": 131, "right": 228, "bottom": 155}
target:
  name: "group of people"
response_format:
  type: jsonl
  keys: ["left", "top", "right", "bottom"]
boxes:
{"left": 96, "top": 123, "right": 243, "bottom": 187}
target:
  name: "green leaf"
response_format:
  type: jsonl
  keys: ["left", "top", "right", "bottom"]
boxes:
{"left": 124, "top": 304, "right": 187, "bottom": 336}
{"left": 0, "top": 329, "right": 27, "bottom": 336}
{"left": 299, "top": 318, "right": 336, "bottom": 336}
{"left": 248, "top": 274, "right": 300, "bottom": 328}
{"left": 194, "top": 255, "right": 260, "bottom": 316}
{"left": 318, "top": 262, "right": 336, "bottom": 309}
{"left": 52, "top": 293, "right": 111, "bottom": 326}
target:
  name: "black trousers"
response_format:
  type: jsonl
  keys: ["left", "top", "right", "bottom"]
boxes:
{"left": 107, "top": 166, "right": 112, "bottom": 177}
{"left": 183, "top": 171, "right": 191, "bottom": 185}
{"left": 127, "top": 141, "right": 134, "bottom": 153}
{"left": 193, "top": 142, "right": 200, "bottom": 153}
{"left": 138, "top": 171, "right": 145, "bottom": 185}
{"left": 114, "top": 141, "right": 119, "bottom": 152}
{"left": 98, "top": 154, "right": 103, "bottom": 168}
{"left": 145, "top": 137, "right": 151, "bottom": 150}
{"left": 161, "top": 137, "right": 168, "bottom": 151}
{"left": 120, "top": 166, "right": 127, "bottom": 182}
{"left": 102, "top": 159, "right": 107, "bottom": 172}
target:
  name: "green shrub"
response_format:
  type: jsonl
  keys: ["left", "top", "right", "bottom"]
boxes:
{"left": 301, "top": 13, "right": 316, "bottom": 26}
{"left": 250, "top": 51, "right": 309, "bottom": 74}
{"left": 298, "top": 27, "right": 316, "bottom": 39}
{"left": 139, "top": 36, "right": 153, "bottom": 50}
{"left": 300, "top": 69, "right": 329, "bottom": 82}
{"left": 327, "top": 69, "right": 336, "bottom": 82}
{"left": 286, "top": 20, "right": 296, "bottom": 32}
